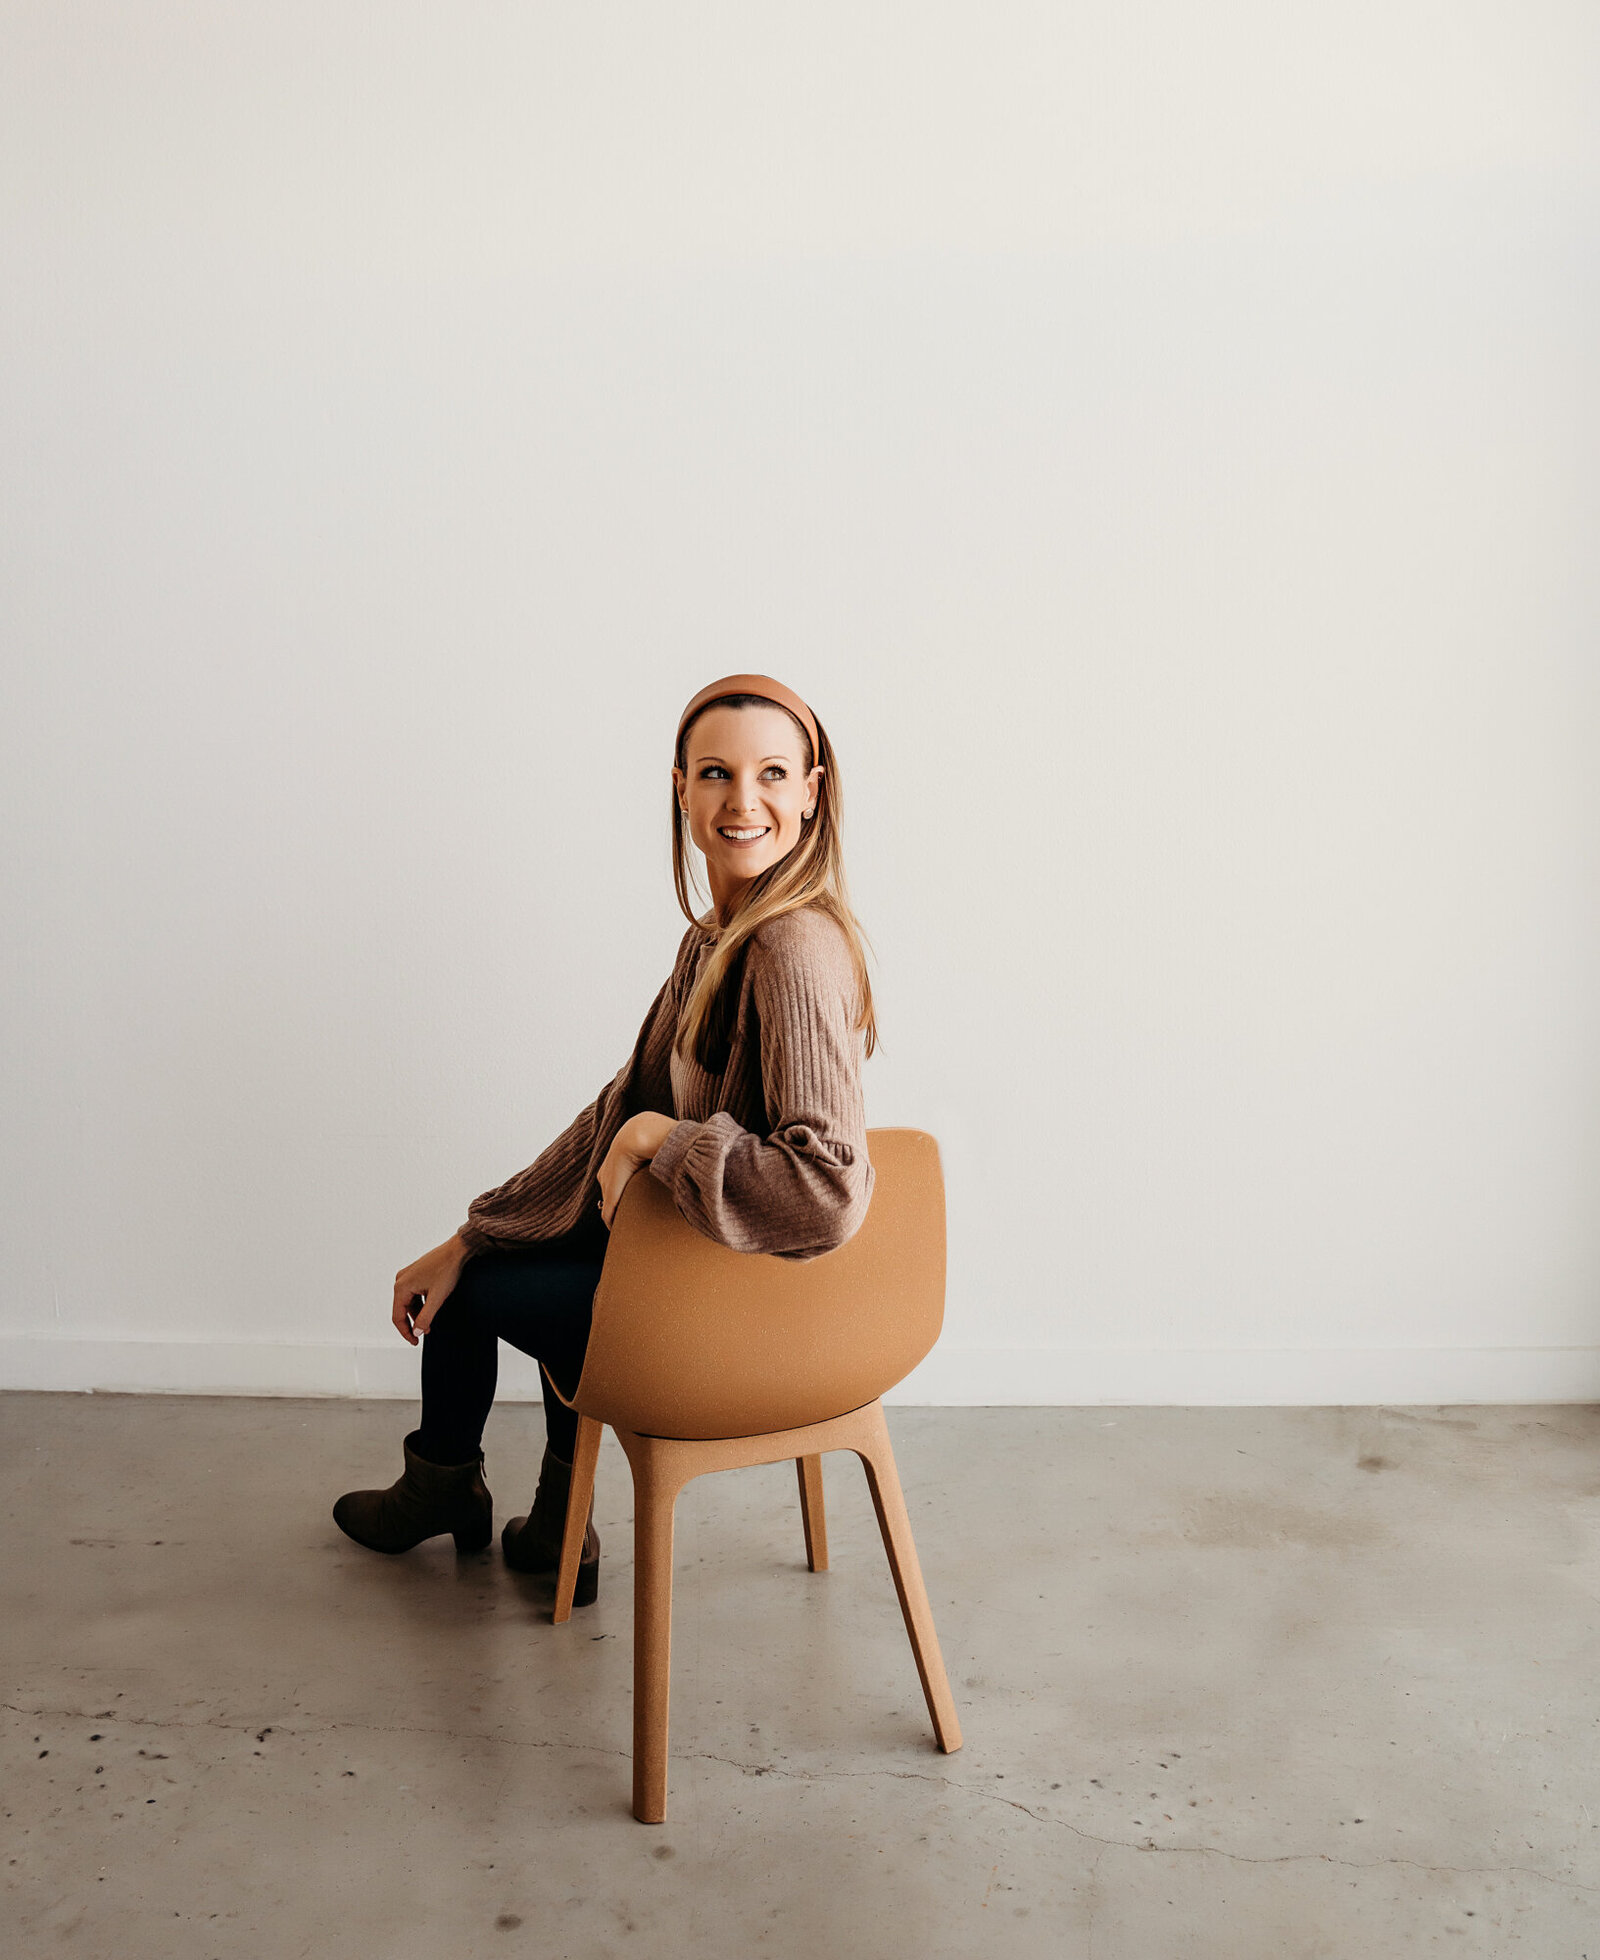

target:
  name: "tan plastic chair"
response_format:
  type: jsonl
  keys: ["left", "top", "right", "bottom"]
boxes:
{"left": 542, "top": 1126, "right": 963, "bottom": 1823}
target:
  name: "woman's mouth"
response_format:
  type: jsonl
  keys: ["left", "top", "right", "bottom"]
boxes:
{"left": 717, "top": 826, "right": 769, "bottom": 846}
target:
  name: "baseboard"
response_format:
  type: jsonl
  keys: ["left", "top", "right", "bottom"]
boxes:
{"left": 3, "top": 1336, "right": 1598, "bottom": 1405}
{"left": 890, "top": 1344, "right": 1600, "bottom": 1405}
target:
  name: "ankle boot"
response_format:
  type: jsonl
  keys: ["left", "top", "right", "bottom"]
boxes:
{"left": 332, "top": 1430, "right": 493, "bottom": 1555}
{"left": 502, "top": 1442, "right": 600, "bottom": 1605}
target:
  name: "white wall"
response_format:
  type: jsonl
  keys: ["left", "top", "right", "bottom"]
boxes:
{"left": 3, "top": 3, "right": 1596, "bottom": 1404}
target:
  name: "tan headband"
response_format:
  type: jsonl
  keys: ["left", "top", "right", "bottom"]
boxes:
{"left": 675, "top": 673, "right": 820, "bottom": 766}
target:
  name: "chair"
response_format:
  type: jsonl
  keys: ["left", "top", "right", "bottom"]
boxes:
{"left": 542, "top": 1126, "right": 963, "bottom": 1823}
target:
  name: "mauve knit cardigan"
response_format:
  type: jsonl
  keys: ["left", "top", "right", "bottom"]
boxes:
{"left": 456, "top": 906, "right": 875, "bottom": 1263}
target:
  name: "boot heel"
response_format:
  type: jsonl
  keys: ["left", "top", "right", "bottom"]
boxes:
{"left": 571, "top": 1556, "right": 599, "bottom": 1608}
{"left": 453, "top": 1520, "right": 493, "bottom": 1555}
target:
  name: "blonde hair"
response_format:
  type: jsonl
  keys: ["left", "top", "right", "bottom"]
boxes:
{"left": 671, "top": 694, "right": 879, "bottom": 1073}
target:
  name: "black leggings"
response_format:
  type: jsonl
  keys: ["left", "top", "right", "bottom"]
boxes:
{"left": 416, "top": 1206, "right": 609, "bottom": 1467}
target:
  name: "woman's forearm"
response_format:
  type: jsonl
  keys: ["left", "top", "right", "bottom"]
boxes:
{"left": 630, "top": 1111, "right": 680, "bottom": 1159}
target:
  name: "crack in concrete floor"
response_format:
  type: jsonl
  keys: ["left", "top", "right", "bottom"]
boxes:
{"left": 12, "top": 1697, "right": 1595, "bottom": 1896}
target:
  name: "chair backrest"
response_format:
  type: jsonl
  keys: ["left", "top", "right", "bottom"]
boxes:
{"left": 570, "top": 1127, "right": 946, "bottom": 1440}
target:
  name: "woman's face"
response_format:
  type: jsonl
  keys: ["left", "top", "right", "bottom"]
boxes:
{"left": 673, "top": 703, "right": 823, "bottom": 900}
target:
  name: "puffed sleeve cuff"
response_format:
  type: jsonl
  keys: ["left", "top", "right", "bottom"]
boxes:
{"left": 646, "top": 1118, "right": 705, "bottom": 1190}
{"left": 456, "top": 1220, "right": 497, "bottom": 1257}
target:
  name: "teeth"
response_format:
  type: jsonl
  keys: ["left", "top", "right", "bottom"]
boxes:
{"left": 719, "top": 827, "right": 768, "bottom": 839}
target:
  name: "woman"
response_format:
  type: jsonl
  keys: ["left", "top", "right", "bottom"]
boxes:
{"left": 332, "top": 673, "right": 879, "bottom": 1607}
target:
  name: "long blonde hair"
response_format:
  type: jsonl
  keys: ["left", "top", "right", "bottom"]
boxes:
{"left": 672, "top": 694, "right": 879, "bottom": 1074}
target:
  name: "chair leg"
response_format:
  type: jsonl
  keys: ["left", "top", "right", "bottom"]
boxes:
{"left": 853, "top": 1402, "right": 963, "bottom": 1754}
{"left": 552, "top": 1414, "right": 602, "bottom": 1625}
{"left": 795, "top": 1454, "right": 829, "bottom": 1571}
{"left": 628, "top": 1437, "right": 683, "bottom": 1824}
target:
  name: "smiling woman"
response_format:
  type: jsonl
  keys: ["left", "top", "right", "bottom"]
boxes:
{"left": 332, "top": 673, "right": 880, "bottom": 1610}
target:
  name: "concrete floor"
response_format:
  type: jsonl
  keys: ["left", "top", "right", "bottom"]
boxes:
{"left": 2, "top": 1396, "right": 1598, "bottom": 1958}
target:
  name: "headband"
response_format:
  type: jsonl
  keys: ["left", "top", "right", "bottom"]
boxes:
{"left": 675, "top": 673, "right": 820, "bottom": 766}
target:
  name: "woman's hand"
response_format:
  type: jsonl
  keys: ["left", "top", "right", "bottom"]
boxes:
{"left": 392, "top": 1233, "right": 469, "bottom": 1345}
{"left": 596, "top": 1112, "right": 679, "bottom": 1230}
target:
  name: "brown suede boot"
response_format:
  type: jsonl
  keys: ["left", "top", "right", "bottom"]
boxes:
{"left": 501, "top": 1442, "right": 600, "bottom": 1605}
{"left": 332, "top": 1430, "right": 493, "bottom": 1555}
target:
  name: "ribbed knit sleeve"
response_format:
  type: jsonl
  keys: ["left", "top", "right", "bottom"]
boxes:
{"left": 456, "top": 933, "right": 692, "bottom": 1255}
{"left": 646, "top": 909, "right": 874, "bottom": 1260}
